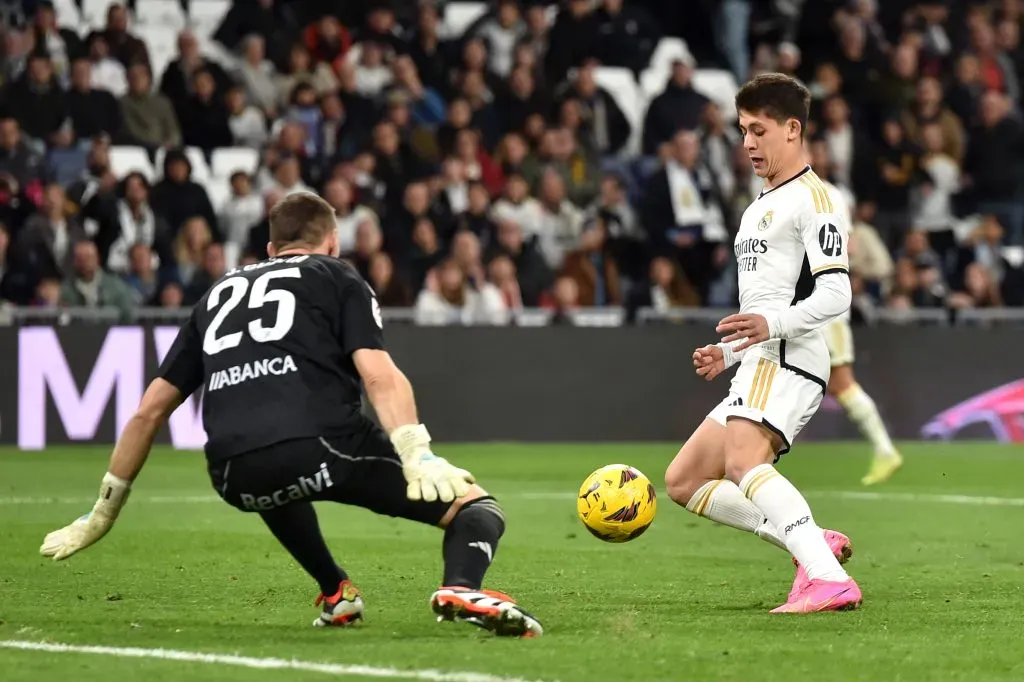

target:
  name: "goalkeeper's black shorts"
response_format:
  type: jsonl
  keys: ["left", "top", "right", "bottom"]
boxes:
{"left": 206, "top": 420, "right": 451, "bottom": 526}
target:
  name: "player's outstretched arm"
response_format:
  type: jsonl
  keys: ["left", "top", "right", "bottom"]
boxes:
{"left": 40, "top": 378, "right": 185, "bottom": 561}
{"left": 353, "top": 349, "right": 475, "bottom": 504}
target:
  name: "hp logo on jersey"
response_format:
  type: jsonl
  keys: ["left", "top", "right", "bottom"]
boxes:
{"left": 818, "top": 223, "right": 843, "bottom": 257}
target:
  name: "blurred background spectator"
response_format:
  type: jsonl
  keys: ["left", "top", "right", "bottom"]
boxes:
{"left": 0, "top": 0, "right": 1021, "bottom": 325}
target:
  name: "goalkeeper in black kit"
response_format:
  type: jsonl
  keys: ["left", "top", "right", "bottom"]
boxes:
{"left": 39, "top": 191, "right": 543, "bottom": 638}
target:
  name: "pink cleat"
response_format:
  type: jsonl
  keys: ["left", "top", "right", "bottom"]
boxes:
{"left": 770, "top": 577, "right": 862, "bottom": 613}
{"left": 788, "top": 529, "right": 853, "bottom": 602}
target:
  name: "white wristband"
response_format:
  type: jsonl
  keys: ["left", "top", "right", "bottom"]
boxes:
{"left": 716, "top": 342, "right": 737, "bottom": 369}
{"left": 94, "top": 472, "right": 131, "bottom": 518}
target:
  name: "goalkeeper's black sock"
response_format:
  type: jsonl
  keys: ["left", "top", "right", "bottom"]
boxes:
{"left": 259, "top": 502, "right": 348, "bottom": 595}
{"left": 441, "top": 496, "right": 506, "bottom": 589}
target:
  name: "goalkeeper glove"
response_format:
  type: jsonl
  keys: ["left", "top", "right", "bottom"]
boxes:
{"left": 39, "top": 473, "right": 131, "bottom": 561}
{"left": 390, "top": 424, "right": 475, "bottom": 503}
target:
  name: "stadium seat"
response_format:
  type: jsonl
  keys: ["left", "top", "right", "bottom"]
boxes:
{"left": 187, "top": 0, "right": 231, "bottom": 39}
{"left": 639, "top": 67, "right": 668, "bottom": 101}
{"left": 81, "top": 0, "right": 118, "bottom": 30}
{"left": 592, "top": 67, "right": 645, "bottom": 158}
{"left": 692, "top": 69, "right": 740, "bottom": 122}
{"left": 134, "top": 0, "right": 186, "bottom": 31}
{"left": 210, "top": 147, "right": 260, "bottom": 178}
{"left": 53, "top": 0, "right": 82, "bottom": 31}
{"left": 133, "top": 25, "right": 178, "bottom": 80}
{"left": 204, "top": 176, "right": 232, "bottom": 214}
{"left": 441, "top": 2, "right": 488, "bottom": 39}
{"left": 648, "top": 37, "right": 695, "bottom": 73}
{"left": 108, "top": 146, "right": 155, "bottom": 181}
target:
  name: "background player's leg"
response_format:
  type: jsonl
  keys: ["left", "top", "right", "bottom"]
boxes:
{"left": 725, "top": 418, "right": 848, "bottom": 583}
{"left": 259, "top": 502, "right": 348, "bottom": 596}
{"left": 666, "top": 417, "right": 787, "bottom": 551}
{"left": 828, "top": 366, "right": 903, "bottom": 485}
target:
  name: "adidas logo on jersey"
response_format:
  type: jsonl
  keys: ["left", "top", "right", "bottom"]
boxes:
{"left": 208, "top": 355, "right": 298, "bottom": 392}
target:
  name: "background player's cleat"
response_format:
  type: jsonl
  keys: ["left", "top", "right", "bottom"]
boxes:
{"left": 788, "top": 529, "right": 852, "bottom": 602}
{"left": 862, "top": 451, "right": 904, "bottom": 486}
{"left": 313, "top": 580, "right": 364, "bottom": 627}
{"left": 430, "top": 587, "right": 543, "bottom": 637}
{"left": 771, "top": 577, "right": 862, "bottom": 613}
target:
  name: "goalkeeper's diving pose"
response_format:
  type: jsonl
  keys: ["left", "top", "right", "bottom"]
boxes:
{"left": 39, "top": 191, "right": 543, "bottom": 638}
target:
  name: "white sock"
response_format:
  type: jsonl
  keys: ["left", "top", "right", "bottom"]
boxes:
{"left": 686, "top": 479, "right": 787, "bottom": 551}
{"left": 837, "top": 383, "right": 897, "bottom": 458}
{"left": 739, "top": 464, "right": 849, "bottom": 582}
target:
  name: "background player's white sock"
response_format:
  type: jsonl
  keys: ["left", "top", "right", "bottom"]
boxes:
{"left": 686, "top": 480, "right": 787, "bottom": 551}
{"left": 836, "top": 383, "right": 897, "bottom": 457}
{"left": 739, "top": 464, "right": 849, "bottom": 583}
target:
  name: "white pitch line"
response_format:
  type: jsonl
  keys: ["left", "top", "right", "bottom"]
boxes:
{"left": 2, "top": 490, "right": 1024, "bottom": 507}
{"left": 0, "top": 640, "right": 549, "bottom": 682}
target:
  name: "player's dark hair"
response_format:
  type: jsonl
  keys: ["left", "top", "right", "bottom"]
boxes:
{"left": 269, "top": 192, "right": 337, "bottom": 251}
{"left": 735, "top": 72, "right": 811, "bottom": 134}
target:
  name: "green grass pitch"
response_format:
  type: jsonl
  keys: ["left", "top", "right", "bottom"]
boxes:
{"left": 1, "top": 442, "right": 1023, "bottom": 682}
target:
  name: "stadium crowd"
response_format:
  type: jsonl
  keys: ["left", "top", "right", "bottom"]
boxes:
{"left": 1, "top": 0, "right": 1023, "bottom": 324}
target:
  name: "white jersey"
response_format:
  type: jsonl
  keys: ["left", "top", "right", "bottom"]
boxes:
{"left": 733, "top": 166, "right": 850, "bottom": 386}
{"left": 820, "top": 177, "right": 853, "bottom": 324}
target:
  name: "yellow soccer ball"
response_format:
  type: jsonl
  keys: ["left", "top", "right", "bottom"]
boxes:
{"left": 576, "top": 464, "right": 657, "bottom": 543}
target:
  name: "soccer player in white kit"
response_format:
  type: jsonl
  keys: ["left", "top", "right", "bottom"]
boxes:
{"left": 664, "top": 73, "right": 862, "bottom": 613}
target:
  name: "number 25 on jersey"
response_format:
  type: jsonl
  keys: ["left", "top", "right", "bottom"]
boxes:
{"left": 204, "top": 267, "right": 301, "bottom": 356}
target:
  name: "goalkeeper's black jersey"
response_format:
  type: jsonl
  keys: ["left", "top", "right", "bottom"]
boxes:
{"left": 157, "top": 255, "right": 385, "bottom": 463}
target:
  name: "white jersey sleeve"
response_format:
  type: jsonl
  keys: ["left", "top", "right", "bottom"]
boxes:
{"left": 763, "top": 179, "right": 852, "bottom": 340}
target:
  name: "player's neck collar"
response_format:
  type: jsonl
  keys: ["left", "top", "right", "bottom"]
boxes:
{"left": 758, "top": 164, "right": 812, "bottom": 199}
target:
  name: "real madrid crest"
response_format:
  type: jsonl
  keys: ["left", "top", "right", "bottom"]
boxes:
{"left": 757, "top": 210, "right": 773, "bottom": 232}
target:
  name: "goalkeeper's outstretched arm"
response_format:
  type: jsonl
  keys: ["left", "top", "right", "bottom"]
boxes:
{"left": 39, "top": 378, "right": 184, "bottom": 561}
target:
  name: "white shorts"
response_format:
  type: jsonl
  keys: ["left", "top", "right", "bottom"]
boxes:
{"left": 824, "top": 318, "right": 854, "bottom": 367}
{"left": 707, "top": 354, "right": 824, "bottom": 458}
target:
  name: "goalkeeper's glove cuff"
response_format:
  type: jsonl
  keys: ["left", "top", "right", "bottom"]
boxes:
{"left": 94, "top": 472, "right": 132, "bottom": 519}
{"left": 390, "top": 423, "right": 432, "bottom": 463}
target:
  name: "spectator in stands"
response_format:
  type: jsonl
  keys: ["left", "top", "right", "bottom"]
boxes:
{"left": 67, "top": 57, "right": 121, "bottom": 141}
{"left": 910, "top": 123, "right": 961, "bottom": 260}
{"left": 500, "top": 65, "right": 548, "bottom": 140}
{"left": 323, "top": 177, "right": 378, "bottom": 254}
{"left": 225, "top": 83, "right": 269, "bottom": 148}
{"left": 173, "top": 215, "right": 213, "bottom": 286}
{"left": 487, "top": 253, "right": 523, "bottom": 311}
{"left": 60, "top": 239, "right": 135, "bottom": 318}
{"left": 355, "top": 2, "right": 407, "bottom": 55}
{"left": 183, "top": 240, "right": 226, "bottom": 304}
{"left": 871, "top": 117, "right": 919, "bottom": 248}
{"left": 960, "top": 215, "right": 1007, "bottom": 288}
{"left": 901, "top": 76, "right": 965, "bottom": 164}
{"left": 485, "top": 218, "right": 550, "bottom": 307}
{"left": 16, "top": 182, "right": 86, "bottom": 280}
{"left": 963, "top": 90, "right": 1024, "bottom": 244}
{"left": 122, "top": 242, "right": 166, "bottom": 306}
{"left": 968, "top": 13, "right": 1020, "bottom": 102}
{"left": 559, "top": 62, "right": 631, "bottom": 158}
{"left": 545, "top": 274, "right": 580, "bottom": 323}
{"left": 534, "top": 167, "right": 584, "bottom": 269}
{"left": 88, "top": 3, "right": 148, "bottom": 70}
{"left": 996, "top": 15, "right": 1024, "bottom": 87}
{"left": 407, "top": 2, "right": 448, "bottom": 93}
{"left": 0, "top": 117, "right": 45, "bottom": 189}
{"left": 468, "top": 0, "right": 526, "bottom": 79}
{"left": 29, "top": 0, "right": 81, "bottom": 85}
{"left": 350, "top": 40, "right": 393, "bottom": 98}
{"left": 641, "top": 57, "right": 709, "bottom": 156}
{"left": 544, "top": 0, "right": 597, "bottom": 86}
{"left": 4, "top": 53, "right": 68, "bottom": 147}
{"left": 159, "top": 281, "right": 184, "bottom": 308}
{"left": 390, "top": 54, "right": 447, "bottom": 126}
{"left": 848, "top": 201, "right": 895, "bottom": 300}
{"left": 218, "top": 171, "right": 263, "bottom": 266}
{"left": 149, "top": 149, "right": 219, "bottom": 239}
{"left": 451, "top": 229, "right": 488, "bottom": 286}
{"left": 317, "top": 91, "right": 359, "bottom": 160}
{"left": 86, "top": 33, "right": 126, "bottom": 98}
{"left": 97, "top": 171, "right": 175, "bottom": 276}
{"left": 948, "top": 261, "right": 1004, "bottom": 309}
{"left": 345, "top": 218, "right": 383, "bottom": 281}
{"left": 591, "top": 0, "right": 657, "bottom": 77}
{"left": 235, "top": 34, "right": 279, "bottom": 119}
{"left": 558, "top": 213, "right": 621, "bottom": 307}
{"left": 242, "top": 187, "right": 282, "bottom": 261}
{"left": 178, "top": 68, "right": 234, "bottom": 153}
{"left": 160, "top": 31, "right": 232, "bottom": 122}
{"left": 409, "top": 216, "right": 443, "bottom": 292}
{"left": 586, "top": 175, "right": 644, "bottom": 283}
{"left": 626, "top": 254, "right": 700, "bottom": 321}
{"left": 303, "top": 15, "right": 352, "bottom": 76}
{"left": 119, "top": 63, "right": 182, "bottom": 150}
{"left": 283, "top": 82, "right": 323, "bottom": 157}
{"left": 213, "top": 0, "right": 299, "bottom": 70}
{"left": 65, "top": 134, "right": 115, "bottom": 220}
{"left": 641, "top": 130, "right": 727, "bottom": 302}
{"left": 275, "top": 43, "right": 337, "bottom": 110}
{"left": 414, "top": 257, "right": 508, "bottom": 326}
{"left": 367, "top": 250, "right": 412, "bottom": 307}
{"left": 874, "top": 42, "right": 920, "bottom": 118}
{"left": 492, "top": 173, "right": 543, "bottom": 240}
{"left": 806, "top": 62, "right": 843, "bottom": 129}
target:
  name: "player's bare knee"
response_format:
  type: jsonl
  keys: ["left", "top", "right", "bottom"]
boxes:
{"left": 664, "top": 457, "right": 704, "bottom": 506}
{"left": 723, "top": 418, "right": 777, "bottom": 485}
{"left": 438, "top": 484, "right": 489, "bottom": 527}
{"left": 828, "top": 365, "right": 854, "bottom": 396}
